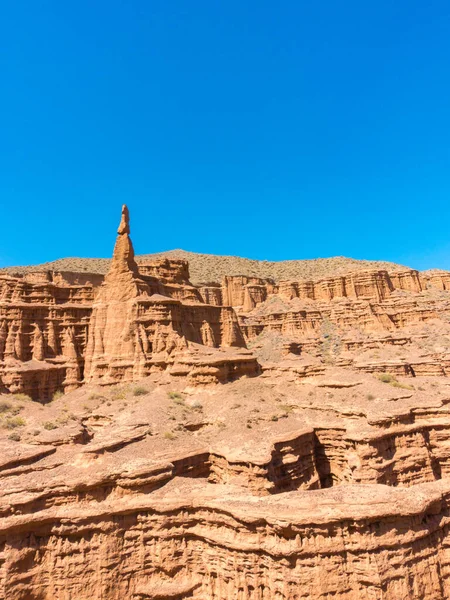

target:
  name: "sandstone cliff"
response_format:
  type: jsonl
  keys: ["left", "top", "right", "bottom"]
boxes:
{"left": 2, "top": 207, "right": 450, "bottom": 599}
{"left": 0, "top": 206, "right": 256, "bottom": 399}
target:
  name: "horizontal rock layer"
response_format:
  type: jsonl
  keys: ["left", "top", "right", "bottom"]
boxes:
{"left": 3, "top": 207, "right": 450, "bottom": 599}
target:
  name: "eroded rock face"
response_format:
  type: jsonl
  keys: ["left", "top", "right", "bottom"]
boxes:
{"left": 0, "top": 271, "right": 96, "bottom": 399}
{"left": 5, "top": 207, "right": 450, "bottom": 599}
{"left": 0, "top": 206, "right": 254, "bottom": 398}
{"left": 83, "top": 206, "right": 249, "bottom": 386}
{"left": 3, "top": 371, "right": 450, "bottom": 600}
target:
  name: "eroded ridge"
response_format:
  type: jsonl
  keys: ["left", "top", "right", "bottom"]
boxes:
{"left": 3, "top": 207, "right": 450, "bottom": 598}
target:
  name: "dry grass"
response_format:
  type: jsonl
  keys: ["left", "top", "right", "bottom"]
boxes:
{"left": 2, "top": 250, "right": 407, "bottom": 285}
{"left": 377, "top": 373, "right": 414, "bottom": 390}
{"left": 42, "top": 421, "right": 58, "bottom": 430}
{"left": 133, "top": 386, "right": 149, "bottom": 397}
{"left": 3, "top": 416, "right": 26, "bottom": 429}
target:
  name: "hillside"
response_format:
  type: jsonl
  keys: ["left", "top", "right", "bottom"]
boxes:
{"left": 2, "top": 249, "right": 407, "bottom": 285}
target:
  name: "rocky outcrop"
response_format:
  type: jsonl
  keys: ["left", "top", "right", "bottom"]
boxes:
{"left": 4, "top": 208, "right": 450, "bottom": 397}
{"left": 221, "top": 275, "right": 275, "bottom": 308}
{"left": 3, "top": 478, "right": 450, "bottom": 600}
{"left": 5, "top": 206, "right": 450, "bottom": 599}
{"left": 0, "top": 207, "right": 256, "bottom": 396}
{"left": 0, "top": 272, "right": 95, "bottom": 399}
{"left": 83, "top": 206, "right": 252, "bottom": 386}
{"left": 5, "top": 396, "right": 450, "bottom": 600}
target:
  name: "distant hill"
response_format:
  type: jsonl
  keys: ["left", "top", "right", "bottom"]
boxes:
{"left": 1, "top": 249, "right": 408, "bottom": 285}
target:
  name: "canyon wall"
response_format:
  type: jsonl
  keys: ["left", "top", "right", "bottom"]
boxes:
{"left": 3, "top": 206, "right": 450, "bottom": 599}
{"left": 2, "top": 206, "right": 450, "bottom": 399}
{"left": 0, "top": 207, "right": 255, "bottom": 398}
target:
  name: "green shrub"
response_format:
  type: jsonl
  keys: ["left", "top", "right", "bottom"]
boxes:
{"left": 168, "top": 391, "right": 183, "bottom": 400}
{"left": 52, "top": 390, "right": 64, "bottom": 401}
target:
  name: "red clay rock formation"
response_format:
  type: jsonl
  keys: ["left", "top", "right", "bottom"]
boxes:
{"left": 83, "top": 205, "right": 253, "bottom": 386}
{"left": 3, "top": 368, "right": 450, "bottom": 599}
{"left": 0, "top": 206, "right": 256, "bottom": 397}
{"left": 0, "top": 271, "right": 95, "bottom": 399}
{"left": 4, "top": 206, "right": 450, "bottom": 599}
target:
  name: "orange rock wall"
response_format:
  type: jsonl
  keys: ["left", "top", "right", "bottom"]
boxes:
{"left": 3, "top": 490, "right": 450, "bottom": 600}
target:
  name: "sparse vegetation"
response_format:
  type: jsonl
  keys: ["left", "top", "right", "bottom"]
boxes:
{"left": 4, "top": 253, "right": 406, "bottom": 286}
{"left": 52, "top": 390, "right": 64, "bottom": 401}
{"left": 172, "top": 397, "right": 185, "bottom": 406}
{"left": 8, "top": 432, "right": 21, "bottom": 441}
{"left": 109, "top": 386, "right": 128, "bottom": 401}
{"left": 390, "top": 381, "right": 414, "bottom": 390}
{"left": 13, "top": 393, "right": 32, "bottom": 402}
{"left": 4, "top": 416, "right": 26, "bottom": 429}
{"left": 378, "top": 373, "right": 395, "bottom": 384}
{"left": 377, "top": 373, "right": 414, "bottom": 390}
{"left": 163, "top": 431, "right": 175, "bottom": 440}
{"left": 88, "top": 393, "right": 106, "bottom": 401}
{"left": 42, "top": 421, "right": 58, "bottom": 430}
{"left": 279, "top": 404, "right": 295, "bottom": 414}
{"left": 0, "top": 401, "right": 12, "bottom": 413}
{"left": 133, "top": 386, "right": 148, "bottom": 396}
{"left": 319, "top": 319, "right": 342, "bottom": 364}
{"left": 168, "top": 391, "right": 183, "bottom": 400}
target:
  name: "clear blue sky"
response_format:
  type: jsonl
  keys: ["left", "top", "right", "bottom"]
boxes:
{"left": 1, "top": 1, "right": 450, "bottom": 270}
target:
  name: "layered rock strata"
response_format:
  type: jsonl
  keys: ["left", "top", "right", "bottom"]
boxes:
{"left": 3, "top": 207, "right": 450, "bottom": 599}
{"left": 3, "top": 370, "right": 450, "bottom": 599}
{"left": 83, "top": 206, "right": 250, "bottom": 386}
{"left": 0, "top": 206, "right": 255, "bottom": 398}
{"left": 3, "top": 206, "right": 450, "bottom": 398}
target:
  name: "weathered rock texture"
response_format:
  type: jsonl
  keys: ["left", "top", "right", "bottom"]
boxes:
{"left": 0, "top": 206, "right": 255, "bottom": 398}
{"left": 4, "top": 207, "right": 450, "bottom": 599}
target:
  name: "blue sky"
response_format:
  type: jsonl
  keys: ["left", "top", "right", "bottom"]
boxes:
{"left": 1, "top": 1, "right": 450, "bottom": 270}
